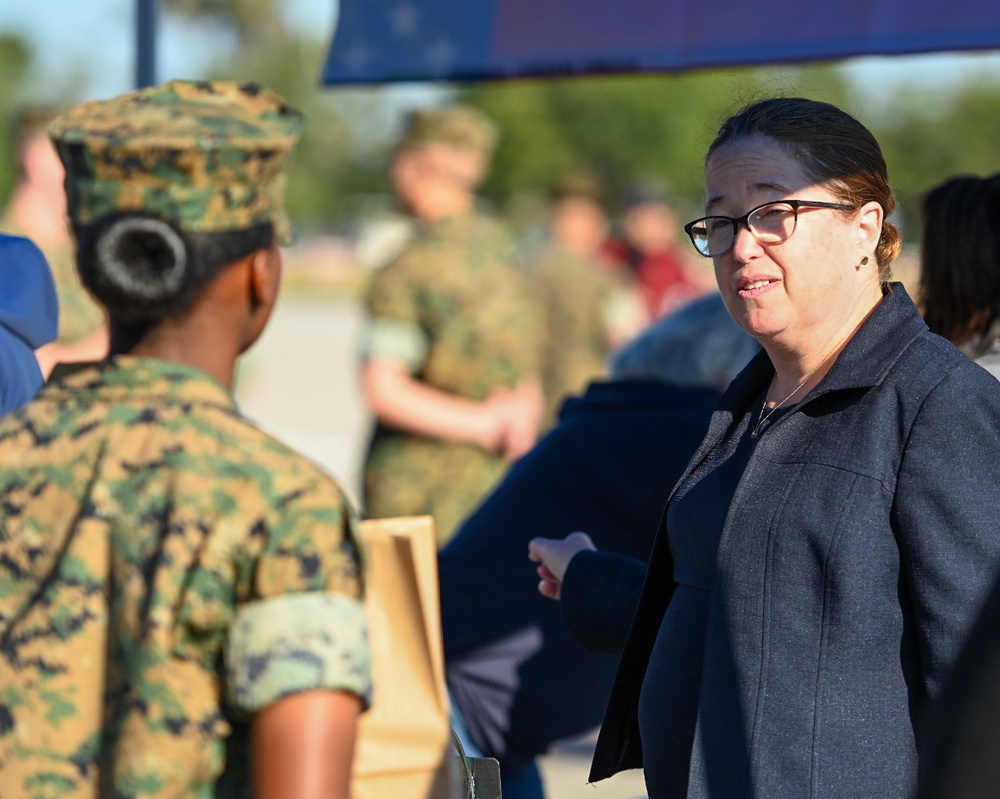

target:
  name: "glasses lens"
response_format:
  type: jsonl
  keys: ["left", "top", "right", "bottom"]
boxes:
{"left": 748, "top": 202, "right": 796, "bottom": 243}
{"left": 689, "top": 218, "right": 733, "bottom": 257}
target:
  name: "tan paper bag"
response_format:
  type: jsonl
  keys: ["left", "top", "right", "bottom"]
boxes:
{"left": 353, "top": 516, "right": 464, "bottom": 799}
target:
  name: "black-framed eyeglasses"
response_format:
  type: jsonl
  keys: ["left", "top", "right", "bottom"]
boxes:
{"left": 683, "top": 199, "right": 854, "bottom": 258}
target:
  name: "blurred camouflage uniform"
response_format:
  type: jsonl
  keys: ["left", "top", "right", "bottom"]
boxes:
{"left": 361, "top": 105, "right": 543, "bottom": 545}
{"left": 532, "top": 244, "right": 620, "bottom": 425}
{"left": 0, "top": 81, "right": 371, "bottom": 799}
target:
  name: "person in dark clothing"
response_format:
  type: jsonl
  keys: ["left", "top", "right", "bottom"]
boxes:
{"left": 441, "top": 293, "right": 758, "bottom": 799}
{"left": 915, "top": 573, "right": 1000, "bottom": 799}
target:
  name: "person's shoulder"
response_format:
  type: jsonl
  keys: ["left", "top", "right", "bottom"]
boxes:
{"left": 896, "top": 330, "right": 1000, "bottom": 408}
{"left": 0, "top": 233, "right": 59, "bottom": 348}
{"left": 472, "top": 212, "right": 520, "bottom": 255}
{"left": 371, "top": 220, "right": 460, "bottom": 280}
{"left": 215, "top": 415, "right": 352, "bottom": 503}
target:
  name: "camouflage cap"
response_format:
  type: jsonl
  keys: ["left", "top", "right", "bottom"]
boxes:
{"left": 398, "top": 104, "right": 499, "bottom": 158}
{"left": 48, "top": 80, "right": 306, "bottom": 245}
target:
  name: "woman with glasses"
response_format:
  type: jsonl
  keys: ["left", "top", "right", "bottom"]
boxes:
{"left": 529, "top": 97, "right": 1000, "bottom": 798}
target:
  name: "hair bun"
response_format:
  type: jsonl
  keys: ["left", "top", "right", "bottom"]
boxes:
{"left": 94, "top": 216, "right": 189, "bottom": 312}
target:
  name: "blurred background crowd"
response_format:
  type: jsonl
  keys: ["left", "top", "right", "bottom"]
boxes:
{"left": 7, "top": 0, "right": 1000, "bottom": 503}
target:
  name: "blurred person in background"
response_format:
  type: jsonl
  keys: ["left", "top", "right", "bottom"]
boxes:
{"left": 918, "top": 173, "right": 1000, "bottom": 379}
{"left": 530, "top": 168, "right": 648, "bottom": 427}
{"left": 1, "top": 106, "right": 108, "bottom": 375}
{"left": 0, "top": 233, "right": 58, "bottom": 414}
{"left": 442, "top": 293, "right": 758, "bottom": 799}
{"left": 604, "top": 179, "right": 710, "bottom": 319}
{"left": 361, "top": 105, "right": 544, "bottom": 546}
{"left": 0, "top": 80, "right": 370, "bottom": 799}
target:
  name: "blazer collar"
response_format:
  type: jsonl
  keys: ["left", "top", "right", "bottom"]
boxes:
{"left": 722, "top": 282, "right": 927, "bottom": 412}
{"left": 673, "top": 283, "right": 928, "bottom": 491}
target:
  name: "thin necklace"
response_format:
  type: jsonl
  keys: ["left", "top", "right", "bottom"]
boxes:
{"left": 752, "top": 337, "right": 846, "bottom": 438}
{"left": 753, "top": 373, "right": 811, "bottom": 438}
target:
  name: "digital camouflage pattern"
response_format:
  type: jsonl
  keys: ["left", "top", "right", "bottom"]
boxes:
{"left": 48, "top": 80, "right": 305, "bottom": 245}
{"left": 362, "top": 212, "right": 543, "bottom": 545}
{"left": 0, "top": 213, "right": 105, "bottom": 343}
{"left": 531, "top": 244, "right": 618, "bottom": 428}
{"left": 0, "top": 357, "right": 370, "bottom": 798}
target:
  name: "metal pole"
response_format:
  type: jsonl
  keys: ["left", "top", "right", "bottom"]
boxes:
{"left": 136, "top": 0, "right": 158, "bottom": 88}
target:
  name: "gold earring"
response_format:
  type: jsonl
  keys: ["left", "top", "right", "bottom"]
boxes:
{"left": 860, "top": 256, "right": 870, "bottom": 266}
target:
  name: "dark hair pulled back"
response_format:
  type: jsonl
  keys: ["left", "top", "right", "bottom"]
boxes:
{"left": 708, "top": 97, "right": 901, "bottom": 281}
{"left": 920, "top": 174, "right": 1000, "bottom": 346}
{"left": 75, "top": 213, "right": 274, "bottom": 326}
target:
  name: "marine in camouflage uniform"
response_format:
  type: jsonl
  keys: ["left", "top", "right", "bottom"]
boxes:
{"left": 532, "top": 172, "right": 649, "bottom": 427}
{"left": 0, "top": 80, "right": 371, "bottom": 799}
{"left": 361, "top": 106, "right": 543, "bottom": 545}
{"left": 532, "top": 244, "right": 620, "bottom": 425}
{"left": 363, "top": 213, "right": 543, "bottom": 545}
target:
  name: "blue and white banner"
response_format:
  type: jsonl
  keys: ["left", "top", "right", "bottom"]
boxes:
{"left": 322, "top": 0, "right": 1000, "bottom": 85}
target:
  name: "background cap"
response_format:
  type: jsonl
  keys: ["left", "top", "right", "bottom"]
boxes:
{"left": 398, "top": 104, "right": 499, "bottom": 158}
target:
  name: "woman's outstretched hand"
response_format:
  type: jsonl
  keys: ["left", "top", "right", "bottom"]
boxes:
{"left": 527, "top": 532, "right": 597, "bottom": 600}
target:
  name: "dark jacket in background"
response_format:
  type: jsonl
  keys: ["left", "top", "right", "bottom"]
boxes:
{"left": 587, "top": 286, "right": 1000, "bottom": 798}
{"left": 440, "top": 380, "right": 721, "bottom": 772}
{"left": 916, "top": 568, "right": 1000, "bottom": 799}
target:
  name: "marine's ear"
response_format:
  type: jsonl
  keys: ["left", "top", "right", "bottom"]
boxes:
{"left": 241, "top": 241, "right": 282, "bottom": 352}
{"left": 249, "top": 242, "right": 282, "bottom": 310}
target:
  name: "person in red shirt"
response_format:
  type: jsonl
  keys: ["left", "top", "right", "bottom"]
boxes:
{"left": 604, "top": 182, "right": 711, "bottom": 318}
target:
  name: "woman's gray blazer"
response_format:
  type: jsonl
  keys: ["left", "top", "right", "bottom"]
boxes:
{"left": 585, "top": 284, "right": 1000, "bottom": 798}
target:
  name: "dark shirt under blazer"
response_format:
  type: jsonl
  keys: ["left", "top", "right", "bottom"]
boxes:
{"left": 588, "top": 285, "right": 1000, "bottom": 798}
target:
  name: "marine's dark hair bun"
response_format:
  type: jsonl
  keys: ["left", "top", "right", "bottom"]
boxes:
{"left": 80, "top": 214, "right": 193, "bottom": 323}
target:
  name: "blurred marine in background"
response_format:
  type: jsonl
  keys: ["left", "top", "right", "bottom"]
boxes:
{"left": 360, "top": 104, "right": 544, "bottom": 546}
{"left": 529, "top": 169, "right": 648, "bottom": 428}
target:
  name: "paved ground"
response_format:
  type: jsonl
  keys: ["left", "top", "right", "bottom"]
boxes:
{"left": 235, "top": 289, "right": 648, "bottom": 799}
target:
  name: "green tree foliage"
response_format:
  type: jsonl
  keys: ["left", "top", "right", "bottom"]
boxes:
{"left": 0, "top": 34, "right": 36, "bottom": 204}
{"left": 163, "top": 0, "right": 283, "bottom": 44}
{"left": 461, "top": 64, "right": 1000, "bottom": 250}
{"left": 461, "top": 65, "right": 856, "bottom": 220}
{"left": 867, "top": 78, "right": 1000, "bottom": 237}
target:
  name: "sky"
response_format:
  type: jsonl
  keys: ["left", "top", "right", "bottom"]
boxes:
{"left": 2, "top": 1, "right": 1000, "bottom": 110}
{"left": 0, "top": 0, "right": 339, "bottom": 102}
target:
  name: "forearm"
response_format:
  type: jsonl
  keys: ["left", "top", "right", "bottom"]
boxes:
{"left": 364, "top": 359, "right": 499, "bottom": 448}
{"left": 35, "top": 325, "right": 110, "bottom": 378}
{"left": 561, "top": 550, "right": 648, "bottom": 653}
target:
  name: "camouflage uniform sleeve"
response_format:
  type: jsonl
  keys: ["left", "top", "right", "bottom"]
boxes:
{"left": 227, "top": 465, "right": 371, "bottom": 712}
{"left": 362, "top": 258, "right": 433, "bottom": 372}
{"left": 365, "top": 256, "right": 424, "bottom": 326}
{"left": 359, "top": 316, "right": 429, "bottom": 373}
{"left": 225, "top": 591, "right": 371, "bottom": 713}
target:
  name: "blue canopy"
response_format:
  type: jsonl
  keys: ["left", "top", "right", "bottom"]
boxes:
{"left": 323, "top": 0, "right": 1000, "bottom": 85}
